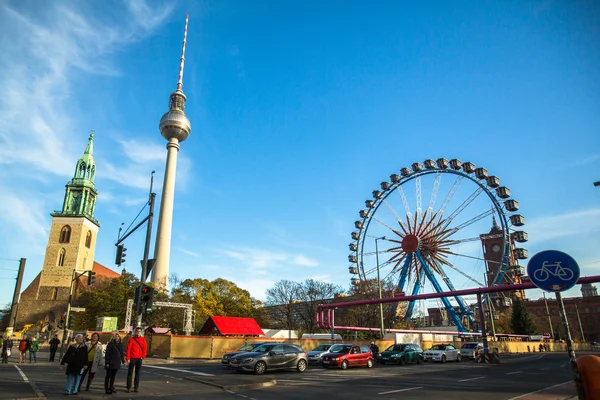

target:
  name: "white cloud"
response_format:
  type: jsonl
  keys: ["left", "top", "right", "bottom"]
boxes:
{"left": 525, "top": 208, "right": 600, "bottom": 245}
{"left": 294, "top": 255, "right": 319, "bottom": 267}
{"left": 219, "top": 247, "right": 321, "bottom": 269}
{"left": 178, "top": 247, "right": 199, "bottom": 258}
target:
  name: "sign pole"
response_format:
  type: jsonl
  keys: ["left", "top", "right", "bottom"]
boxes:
{"left": 555, "top": 291, "right": 585, "bottom": 399}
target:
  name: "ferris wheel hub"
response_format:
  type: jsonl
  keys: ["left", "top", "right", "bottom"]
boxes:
{"left": 401, "top": 234, "right": 420, "bottom": 253}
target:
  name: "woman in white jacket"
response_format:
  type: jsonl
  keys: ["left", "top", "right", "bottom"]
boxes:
{"left": 79, "top": 332, "right": 104, "bottom": 391}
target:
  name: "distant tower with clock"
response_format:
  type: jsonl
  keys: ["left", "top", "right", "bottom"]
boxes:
{"left": 480, "top": 217, "right": 525, "bottom": 301}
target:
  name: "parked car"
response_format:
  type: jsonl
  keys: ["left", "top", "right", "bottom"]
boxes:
{"left": 228, "top": 343, "right": 308, "bottom": 375}
{"left": 320, "top": 344, "right": 374, "bottom": 370}
{"left": 459, "top": 342, "right": 483, "bottom": 359}
{"left": 307, "top": 344, "right": 335, "bottom": 365}
{"left": 591, "top": 341, "right": 600, "bottom": 350}
{"left": 376, "top": 343, "right": 423, "bottom": 365}
{"left": 221, "top": 342, "right": 267, "bottom": 366}
{"left": 423, "top": 344, "right": 461, "bottom": 363}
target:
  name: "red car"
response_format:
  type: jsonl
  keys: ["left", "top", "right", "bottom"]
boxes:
{"left": 321, "top": 344, "right": 374, "bottom": 370}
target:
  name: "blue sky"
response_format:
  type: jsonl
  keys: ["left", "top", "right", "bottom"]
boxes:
{"left": 0, "top": 0, "right": 599, "bottom": 312}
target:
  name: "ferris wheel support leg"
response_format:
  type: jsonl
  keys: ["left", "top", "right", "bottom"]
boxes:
{"left": 415, "top": 251, "right": 467, "bottom": 332}
{"left": 438, "top": 272, "right": 475, "bottom": 328}
{"left": 405, "top": 268, "right": 425, "bottom": 321}
{"left": 397, "top": 253, "right": 413, "bottom": 292}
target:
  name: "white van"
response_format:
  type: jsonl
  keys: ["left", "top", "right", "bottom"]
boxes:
{"left": 301, "top": 333, "right": 343, "bottom": 340}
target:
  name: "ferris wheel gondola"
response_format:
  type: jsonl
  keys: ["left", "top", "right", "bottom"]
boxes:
{"left": 348, "top": 158, "right": 528, "bottom": 332}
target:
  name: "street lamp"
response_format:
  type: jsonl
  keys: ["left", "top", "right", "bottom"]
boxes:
{"left": 375, "top": 236, "right": 386, "bottom": 339}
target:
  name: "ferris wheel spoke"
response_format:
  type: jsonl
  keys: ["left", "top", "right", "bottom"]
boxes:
{"left": 432, "top": 256, "right": 485, "bottom": 287}
{"left": 380, "top": 198, "right": 409, "bottom": 234}
{"left": 370, "top": 215, "right": 404, "bottom": 237}
{"left": 395, "top": 184, "right": 413, "bottom": 220}
{"left": 416, "top": 175, "right": 423, "bottom": 219}
{"left": 426, "top": 172, "right": 443, "bottom": 215}
{"left": 437, "top": 175, "right": 464, "bottom": 218}
{"left": 439, "top": 208, "right": 496, "bottom": 241}
{"left": 444, "top": 187, "right": 484, "bottom": 225}
{"left": 448, "top": 232, "right": 505, "bottom": 245}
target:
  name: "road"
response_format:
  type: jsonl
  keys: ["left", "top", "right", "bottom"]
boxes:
{"left": 0, "top": 352, "right": 581, "bottom": 400}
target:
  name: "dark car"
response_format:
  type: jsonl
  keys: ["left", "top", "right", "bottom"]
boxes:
{"left": 222, "top": 342, "right": 267, "bottom": 366}
{"left": 320, "top": 344, "right": 374, "bottom": 370}
{"left": 307, "top": 344, "right": 335, "bottom": 365}
{"left": 229, "top": 343, "right": 308, "bottom": 375}
{"left": 376, "top": 343, "right": 423, "bottom": 365}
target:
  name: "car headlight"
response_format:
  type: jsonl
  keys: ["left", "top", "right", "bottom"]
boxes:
{"left": 243, "top": 358, "right": 254, "bottom": 363}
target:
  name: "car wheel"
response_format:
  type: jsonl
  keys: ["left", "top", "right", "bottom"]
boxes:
{"left": 367, "top": 359, "right": 374, "bottom": 368}
{"left": 297, "top": 359, "right": 307, "bottom": 372}
{"left": 398, "top": 357, "right": 405, "bottom": 366}
{"left": 441, "top": 355, "right": 446, "bottom": 363}
{"left": 254, "top": 361, "right": 267, "bottom": 375}
{"left": 457, "top": 354, "right": 462, "bottom": 362}
{"left": 341, "top": 360, "right": 349, "bottom": 370}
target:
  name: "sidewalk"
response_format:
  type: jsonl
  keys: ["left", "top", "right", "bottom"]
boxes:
{"left": 509, "top": 381, "right": 577, "bottom": 400}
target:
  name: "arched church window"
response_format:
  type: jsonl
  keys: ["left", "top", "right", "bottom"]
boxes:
{"left": 59, "top": 226, "right": 71, "bottom": 243}
{"left": 58, "top": 248, "right": 66, "bottom": 266}
{"left": 85, "top": 231, "right": 92, "bottom": 248}
{"left": 50, "top": 287, "right": 58, "bottom": 300}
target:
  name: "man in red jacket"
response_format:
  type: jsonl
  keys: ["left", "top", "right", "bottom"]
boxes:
{"left": 125, "top": 327, "right": 147, "bottom": 393}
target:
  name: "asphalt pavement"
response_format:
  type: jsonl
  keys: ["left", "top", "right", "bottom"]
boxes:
{"left": 0, "top": 350, "right": 589, "bottom": 400}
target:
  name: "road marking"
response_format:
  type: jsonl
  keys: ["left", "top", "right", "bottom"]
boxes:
{"left": 378, "top": 386, "right": 422, "bottom": 395}
{"left": 506, "top": 371, "right": 522, "bottom": 375}
{"left": 226, "top": 390, "right": 257, "bottom": 400}
{"left": 458, "top": 376, "right": 485, "bottom": 382}
{"left": 145, "top": 365, "right": 214, "bottom": 376}
{"left": 14, "top": 365, "right": 45, "bottom": 398}
{"left": 506, "top": 381, "right": 573, "bottom": 400}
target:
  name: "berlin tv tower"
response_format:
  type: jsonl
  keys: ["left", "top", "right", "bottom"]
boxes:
{"left": 152, "top": 15, "right": 191, "bottom": 290}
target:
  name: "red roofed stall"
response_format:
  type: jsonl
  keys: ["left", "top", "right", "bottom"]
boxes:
{"left": 198, "top": 316, "right": 264, "bottom": 337}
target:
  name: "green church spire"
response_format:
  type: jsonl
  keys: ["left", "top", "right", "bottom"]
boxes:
{"left": 52, "top": 131, "right": 100, "bottom": 226}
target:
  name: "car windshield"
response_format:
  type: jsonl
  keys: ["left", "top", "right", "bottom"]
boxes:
{"left": 239, "top": 343, "right": 260, "bottom": 351}
{"left": 329, "top": 345, "right": 352, "bottom": 354}
{"left": 252, "top": 344, "right": 276, "bottom": 353}
{"left": 386, "top": 344, "right": 406, "bottom": 352}
{"left": 312, "top": 344, "right": 331, "bottom": 351}
{"left": 430, "top": 345, "right": 447, "bottom": 351}
{"left": 461, "top": 343, "right": 478, "bottom": 349}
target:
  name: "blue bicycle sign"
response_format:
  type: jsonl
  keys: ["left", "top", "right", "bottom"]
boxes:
{"left": 527, "top": 250, "right": 580, "bottom": 292}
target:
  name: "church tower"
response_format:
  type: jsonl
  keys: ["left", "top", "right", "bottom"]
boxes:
{"left": 36, "top": 133, "right": 100, "bottom": 301}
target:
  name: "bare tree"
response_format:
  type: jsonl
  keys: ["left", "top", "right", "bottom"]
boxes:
{"left": 265, "top": 280, "right": 301, "bottom": 331}
{"left": 296, "top": 279, "right": 344, "bottom": 333}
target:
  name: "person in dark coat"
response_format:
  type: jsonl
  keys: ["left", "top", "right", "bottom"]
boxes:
{"left": 60, "top": 334, "right": 88, "bottom": 395}
{"left": 49, "top": 335, "right": 60, "bottom": 362}
{"left": 2, "top": 336, "right": 14, "bottom": 363}
{"left": 104, "top": 333, "right": 125, "bottom": 394}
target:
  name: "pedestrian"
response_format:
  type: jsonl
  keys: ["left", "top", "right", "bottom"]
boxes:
{"left": 125, "top": 327, "right": 147, "bottom": 393}
{"left": 60, "top": 334, "right": 88, "bottom": 396}
{"left": 79, "top": 332, "right": 104, "bottom": 391}
{"left": 29, "top": 337, "right": 39, "bottom": 363}
{"left": 18, "top": 337, "right": 29, "bottom": 363}
{"left": 1, "top": 335, "right": 13, "bottom": 363}
{"left": 369, "top": 341, "right": 379, "bottom": 355}
{"left": 104, "top": 333, "right": 126, "bottom": 394}
{"left": 539, "top": 343, "right": 544, "bottom": 352}
{"left": 49, "top": 334, "right": 60, "bottom": 362}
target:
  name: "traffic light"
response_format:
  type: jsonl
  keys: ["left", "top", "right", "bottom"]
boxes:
{"left": 140, "top": 284, "right": 156, "bottom": 311}
{"left": 115, "top": 244, "right": 127, "bottom": 266}
{"left": 87, "top": 270, "right": 97, "bottom": 285}
{"left": 58, "top": 314, "right": 66, "bottom": 329}
{"left": 134, "top": 285, "right": 141, "bottom": 305}
{"left": 67, "top": 316, "right": 74, "bottom": 330}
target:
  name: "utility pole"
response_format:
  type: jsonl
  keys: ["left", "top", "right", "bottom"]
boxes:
{"left": 543, "top": 292, "right": 555, "bottom": 339}
{"left": 7, "top": 258, "right": 26, "bottom": 336}
{"left": 575, "top": 303, "right": 585, "bottom": 342}
{"left": 135, "top": 172, "right": 156, "bottom": 329}
{"left": 375, "top": 236, "right": 386, "bottom": 340}
{"left": 59, "top": 269, "right": 87, "bottom": 360}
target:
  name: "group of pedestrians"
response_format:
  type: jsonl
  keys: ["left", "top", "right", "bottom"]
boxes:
{"left": 60, "top": 327, "right": 146, "bottom": 396}
{"left": 1, "top": 335, "right": 40, "bottom": 363}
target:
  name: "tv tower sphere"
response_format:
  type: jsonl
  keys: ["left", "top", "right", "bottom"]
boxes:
{"left": 159, "top": 103, "right": 191, "bottom": 142}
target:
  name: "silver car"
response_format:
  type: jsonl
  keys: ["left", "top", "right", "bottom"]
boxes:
{"left": 460, "top": 342, "right": 483, "bottom": 359}
{"left": 229, "top": 343, "right": 308, "bottom": 375}
{"left": 423, "top": 344, "right": 461, "bottom": 363}
{"left": 221, "top": 342, "right": 267, "bottom": 367}
{"left": 307, "top": 344, "right": 334, "bottom": 365}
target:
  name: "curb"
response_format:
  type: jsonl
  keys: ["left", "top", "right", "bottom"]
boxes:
{"left": 183, "top": 376, "right": 277, "bottom": 391}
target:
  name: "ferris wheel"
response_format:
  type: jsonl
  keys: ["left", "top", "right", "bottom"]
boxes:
{"left": 348, "top": 158, "right": 529, "bottom": 332}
